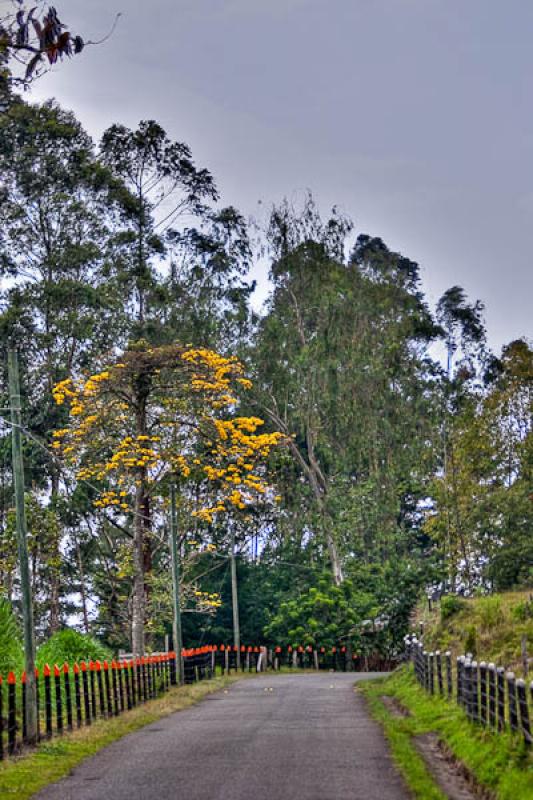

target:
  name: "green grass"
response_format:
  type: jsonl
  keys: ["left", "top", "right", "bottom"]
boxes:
{"left": 361, "top": 667, "right": 533, "bottom": 800}
{"left": 0, "top": 673, "right": 251, "bottom": 799}
{"left": 417, "top": 590, "right": 533, "bottom": 675}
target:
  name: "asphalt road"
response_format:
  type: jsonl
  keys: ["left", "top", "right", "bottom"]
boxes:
{"left": 35, "top": 673, "right": 409, "bottom": 800}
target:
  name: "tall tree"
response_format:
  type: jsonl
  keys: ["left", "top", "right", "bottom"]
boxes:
{"left": 252, "top": 196, "right": 439, "bottom": 587}
{"left": 100, "top": 120, "right": 218, "bottom": 331}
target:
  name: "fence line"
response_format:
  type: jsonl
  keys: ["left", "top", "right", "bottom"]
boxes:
{"left": 0, "top": 642, "right": 389, "bottom": 759}
{"left": 405, "top": 635, "right": 533, "bottom": 746}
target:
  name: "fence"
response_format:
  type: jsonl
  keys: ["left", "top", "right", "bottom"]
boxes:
{"left": 0, "top": 642, "right": 390, "bottom": 760}
{"left": 405, "top": 635, "right": 533, "bottom": 745}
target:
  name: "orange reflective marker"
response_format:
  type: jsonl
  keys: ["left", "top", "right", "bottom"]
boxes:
{"left": 7, "top": 671, "right": 16, "bottom": 685}
{"left": 74, "top": 663, "right": 80, "bottom": 675}
{"left": 103, "top": 660, "right": 109, "bottom": 670}
{"left": 95, "top": 660, "right": 101, "bottom": 671}
{"left": 63, "top": 662, "right": 70, "bottom": 674}
{"left": 80, "top": 661, "right": 87, "bottom": 672}
{"left": 54, "top": 665, "right": 61, "bottom": 678}
{"left": 43, "top": 664, "right": 51, "bottom": 678}
{"left": 21, "top": 671, "right": 27, "bottom": 684}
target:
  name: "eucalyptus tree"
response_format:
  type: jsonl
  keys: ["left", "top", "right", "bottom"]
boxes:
{"left": 434, "top": 285, "right": 487, "bottom": 590}
{"left": 99, "top": 120, "right": 218, "bottom": 330}
{"left": 0, "top": 99, "right": 130, "bottom": 450}
{"left": 252, "top": 196, "right": 440, "bottom": 587}
{"left": 0, "top": 99, "right": 132, "bottom": 633}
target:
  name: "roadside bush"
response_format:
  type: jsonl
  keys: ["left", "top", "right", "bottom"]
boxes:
{"left": 511, "top": 598, "right": 533, "bottom": 623}
{"left": 440, "top": 595, "right": 465, "bottom": 621}
{"left": 0, "top": 598, "right": 24, "bottom": 676}
{"left": 464, "top": 625, "right": 477, "bottom": 657}
{"left": 477, "top": 595, "right": 504, "bottom": 629}
{"left": 36, "top": 629, "right": 112, "bottom": 669}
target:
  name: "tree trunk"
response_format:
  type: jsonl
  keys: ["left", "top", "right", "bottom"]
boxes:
{"left": 131, "top": 478, "right": 146, "bottom": 656}
{"left": 230, "top": 530, "right": 241, "bottom": 667}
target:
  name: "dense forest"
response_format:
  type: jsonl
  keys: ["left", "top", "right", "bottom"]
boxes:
{"left": 0, "top": 93, "right": 531, "bottom": 665}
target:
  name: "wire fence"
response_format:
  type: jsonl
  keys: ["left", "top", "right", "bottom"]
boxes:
{"left": 405, "top": 634, "right": 533, "bottom": 746}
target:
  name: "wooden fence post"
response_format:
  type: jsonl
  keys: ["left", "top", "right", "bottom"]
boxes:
{"left": 436, "top": 651, "right": 443, "bottom": 695}
{"left": 429, "top": 652, "right": 435, "bottom": 694}
{"left": 479, "top": 662, "right": 487, "bottom": 725}
{"left": 456, "top": 656, "right": 463, "bottom": 707}
{"left": 464, "top": 659, "right": 472, "bottom": 719}
{"left": 497, "top": 667, "right": 506, "bottom": 731}
{"left": 124, "top": 662, "right": 132, "bottom": 710}
{"left": 471, "top": 661, "right": 479, "bottom": 723}
{"left": 89, "top": 661, "right": 97, "bottom": 719}
{"left": 7, "top": 672, "right": 16, "bottom": 755}
{"left": 64, "top": 664, "right": 73, "bottom": 731}
{"left": 95, "top": 662, "right": 104, "bottom": 717}
{"left": 104, "top": 661, "right": 112, "bottom": 715}
{"left": 44, "top": 664, "right": 53, "bottom": 735}
{"left": 507, "top": 672, "right": 519, "bottom": 733}
{"left": 74, "top": 664, "right": 82, "bottom": 727}
{"left": 81, "top": 662, "right": 90, "bottom": 725}
{"left": 488, "top": 663, "right": 496, "bottom": 728}
{"left": 445, "top": 652, "right": 452, "bottom": 698}
{"left": 54, "top": 665, "right": 63, "bottom": 735}
{"left": 516, "top": 679, "right": 531, "bottom": 745}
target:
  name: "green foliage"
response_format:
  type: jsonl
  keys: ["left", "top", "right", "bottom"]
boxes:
{"left": 0, "top": 94, "right": 529, "bottom": 663}
{"left": 36, "top": 629, "right": 111, "bottom": 670}
{"left": 511, "top": 598, "right": 533, "bottom": 623}
{"left": 362, "top": 669, "right": 533, "bottom": 799}
{"left": 464, "top": 625, "right": 477, "bottom": 657}
{"left": 0, "top": 598, "right": 24, "bottom": 676}
{"left": 476, "top": 596, "right": 504, "bottom": 630}
{"left": 263, "top": 576, "right": 374, "bottom": 648}
{"left": 440, "top": 595, "right": 465, "bottom": 621}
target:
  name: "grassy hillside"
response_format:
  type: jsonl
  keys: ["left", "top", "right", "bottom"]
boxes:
{"left": 414, "top": 590, "right": 533, "bottom": 677}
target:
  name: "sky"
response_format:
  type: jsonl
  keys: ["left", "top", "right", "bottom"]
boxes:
{"left": 27, "top": 0, "right": 533, "bottom": 352}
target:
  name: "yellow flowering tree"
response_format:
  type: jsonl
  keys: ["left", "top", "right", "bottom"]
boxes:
{"left": 52, "top": 341, "right": 284, "bottom": 654}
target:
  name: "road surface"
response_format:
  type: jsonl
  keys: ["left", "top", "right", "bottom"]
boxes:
{"left": 35, "top": 673, "right": 409, "bottom": 800}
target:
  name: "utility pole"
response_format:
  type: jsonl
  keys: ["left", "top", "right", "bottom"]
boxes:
{"left": 230, "top": 527, "right": 241, "bottom": 669}
{"left": 169, "top": 484, "right": 183, "bottom": 684}
{"left": 7, "top": 349, "right": 37, "bottom": 744}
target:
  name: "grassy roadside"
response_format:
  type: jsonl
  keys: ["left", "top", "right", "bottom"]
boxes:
{"left": 0, "top": 672, "right": 253, "bottom": 799}
{"left": 361, "top": 667, "right": 533, "bottom": 800}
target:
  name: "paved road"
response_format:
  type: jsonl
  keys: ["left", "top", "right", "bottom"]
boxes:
{"left": 35, "top": 673, "right": 409, "bottom": 800}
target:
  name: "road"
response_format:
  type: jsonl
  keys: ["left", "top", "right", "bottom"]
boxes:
{"left": 35, "top": 673, "right": 409, "bottom": 800}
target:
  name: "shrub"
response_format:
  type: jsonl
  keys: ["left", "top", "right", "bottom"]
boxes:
{"left": 511, "top": 598, "right": 533, "bottom": 623}
{"left": 464, "top": 625, "right": 477, "bottom": 657}
{"left": 477, "top": 595, "right": 504, "bottom": 629}
{"left": 440, "top": 595, "right": 465, "bottom": 621}
{"left": 36, "top": 629, "right": 112, "bottom": 670}
{"left": 0, "top": 598, "right": 24, "bottom": 676}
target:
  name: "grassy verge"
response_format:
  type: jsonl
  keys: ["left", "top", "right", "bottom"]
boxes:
{"left": 415, "top": 590, "right": 533, "bottom": 676}
{"left": 0, "top": 672, "right": 251, "bottom": 799}
{"left": 361, "top": 667, "right": 533, "bottom": 800}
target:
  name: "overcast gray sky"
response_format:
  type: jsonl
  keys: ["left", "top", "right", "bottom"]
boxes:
{"left": 30, "top": 0, "right": 532, "bottom": 351}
